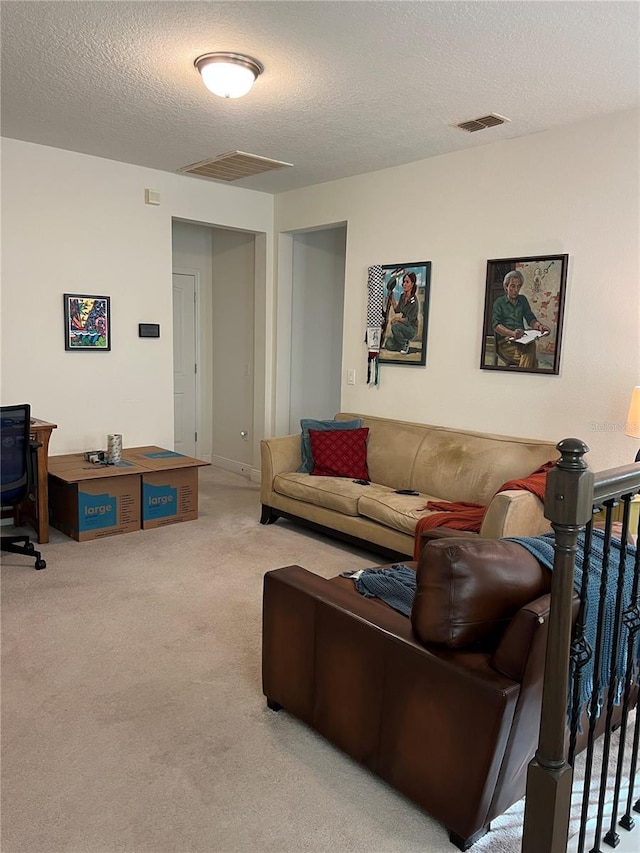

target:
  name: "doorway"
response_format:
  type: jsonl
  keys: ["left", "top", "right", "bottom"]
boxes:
{"left": 172, "top": 220, "right": 257, "bottom": 474}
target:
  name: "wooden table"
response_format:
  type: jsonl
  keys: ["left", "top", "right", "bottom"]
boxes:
{"left": 17, "top": 417, "right": 57, "bottom": 543}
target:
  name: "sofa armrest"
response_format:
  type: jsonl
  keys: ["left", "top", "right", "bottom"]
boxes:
{"left": 417, "top": 526, "right": 479, "bottom": 558}
{"left": 491, "top": 591, "right": 580, "bottom": 683}
{"left": 490, "top": 593, "right": 552, "bottom": 682}
{"left": 480, "top": 489, "right": 551, "bottom": 539}
{"left": 260, "top": 435, "right": 302, "bottom": 503}
{"left": 412, "top": 538, "right": 551, "bottom": 648}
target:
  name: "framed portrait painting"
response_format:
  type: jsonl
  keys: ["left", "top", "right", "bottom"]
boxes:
{"left": 63, "top": 294, "right": 111, "bottom": 351}
{"left": 480, "top": 254, "right": 568, "bottom": 375}
{"left": 379, "top": 262, "right": 431, "bottom": 366}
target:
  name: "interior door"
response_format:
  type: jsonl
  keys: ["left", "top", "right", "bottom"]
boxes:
{"left": 172, "top": 272, "right": 197, "bottom": 457}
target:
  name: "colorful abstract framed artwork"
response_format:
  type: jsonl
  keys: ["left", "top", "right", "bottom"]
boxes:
{"left": 63, "top": 294, "right": 111, "bottom": 351}
{"left": 480, "top": 254, "right": 568, "bottom": 375}
{"left": 379, "top": 262, "right": 431, "bottom": 366}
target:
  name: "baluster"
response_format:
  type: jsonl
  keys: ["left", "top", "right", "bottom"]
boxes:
{"left": 568, "top": 515, "right": 595, "bottom": 767}
{"left": 576, "top": 501, "right": 614, "bottom": 853}
{"left": 620, "top": 500, "right": 640, "bottom": 831}
{"left": 596, "top": 498, "right": 632, "bottom": 849}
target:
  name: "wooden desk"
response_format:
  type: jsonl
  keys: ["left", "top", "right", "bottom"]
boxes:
{"left": 17, "top": 417, "right": 57, "bottom": 544}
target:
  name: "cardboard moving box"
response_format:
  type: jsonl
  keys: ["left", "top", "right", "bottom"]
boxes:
{"left": 48, "top": 454, "right": 148, "bottom": 542}
{"left": 48, "top": 447, "right": 209, "bottom": 540}
{"left": 122, "top": 446, "right": 207, "bottom": 471}
{"left": 141, "top": 468, "right": 199, "bottom": 529}
{"left": 122, "top": 446, "right": 209, "bottom": 530}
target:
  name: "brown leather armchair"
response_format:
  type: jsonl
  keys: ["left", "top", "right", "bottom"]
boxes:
{"left": 262, "top": 538, "right": 555, "bottom": 850}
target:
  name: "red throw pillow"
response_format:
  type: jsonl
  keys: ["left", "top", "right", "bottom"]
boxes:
{"left": 308, "top": 427, "right": 370, "bottom": 479}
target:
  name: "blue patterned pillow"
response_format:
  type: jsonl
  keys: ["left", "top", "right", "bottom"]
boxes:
{"left": 297, "top": 418, "right": 363, "bottom": 474}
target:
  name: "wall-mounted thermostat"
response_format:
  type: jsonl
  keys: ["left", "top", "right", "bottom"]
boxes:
{"left": 139, "top": 323, "right": 160, "bottom": 338}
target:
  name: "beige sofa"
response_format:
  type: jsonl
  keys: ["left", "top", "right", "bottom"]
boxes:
{"left": 260, "top": 413, "right": 557, "bottom": 557}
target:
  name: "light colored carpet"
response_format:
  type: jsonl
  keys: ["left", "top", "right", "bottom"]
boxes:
{"left": 1, "top": 466, "right": 637, "bottom": 853}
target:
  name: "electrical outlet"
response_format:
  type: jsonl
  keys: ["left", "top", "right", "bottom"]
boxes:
{"left": 347, "top": 369, "right": 356, "bottom": 385}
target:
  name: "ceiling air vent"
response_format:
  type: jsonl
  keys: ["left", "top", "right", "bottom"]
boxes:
{"left": 178, "top": 150, "right": 293, "bottom": 182}
{"left": 454, "top": 114, "right": 511, "bottom": 133}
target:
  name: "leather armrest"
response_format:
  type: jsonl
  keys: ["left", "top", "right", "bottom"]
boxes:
{"left": 411, "top": 538, "right": 551, "bottom": 648}
{"left": 490, "top": 594, "right": 552, "bottom": 682}
{"left": 491, "top": 592, "right": 579, "bottom": 682}
{"left": 263, "top": 564, "right": 419, "bottom": 651}
{"left": 417, "top": 526, "right": 479, "bottom": 558}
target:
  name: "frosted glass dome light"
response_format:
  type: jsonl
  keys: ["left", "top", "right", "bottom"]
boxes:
{"left": 195, "top": 52, "right": 263, "bottom": 99}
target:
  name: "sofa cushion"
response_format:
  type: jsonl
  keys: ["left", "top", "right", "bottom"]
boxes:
{"left": 336, "top": 413, "right": 557, "bottom": 504}
{"left": 309, "top": 427, "right": 369, "bottom": 480}
{"left": 411, "top": 538, "right": 551, "bottom": 648}
{"left": 335, "top": 413, "right": 426, "bottom": 489}
{"left": 358, "top": 492, "right": 442, "bottom": 535}
{"left": 274, "top": 474, "right": 395, "bottom": 517}
{"left": 409, "top": 432, "right": 557, "bottom": 506}
{"left": 297, "top": 417, "right": 363, "bottom": 474}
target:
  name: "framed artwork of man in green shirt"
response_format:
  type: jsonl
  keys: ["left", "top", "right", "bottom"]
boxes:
{"left": 480, "top": 254, "right": 568, "bottom": 375}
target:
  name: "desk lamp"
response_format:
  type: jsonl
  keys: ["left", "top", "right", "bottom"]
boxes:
{"left": 625, "top": 386, "right": 640, "bottom": 462}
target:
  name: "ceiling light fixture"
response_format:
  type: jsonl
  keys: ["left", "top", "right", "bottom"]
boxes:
{"left": 194, "top": 52, "right": 263, "bottom": 99}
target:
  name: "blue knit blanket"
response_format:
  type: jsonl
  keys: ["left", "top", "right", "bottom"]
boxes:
{"left": 353, "top": 563, "right": 416, "bottom": 616}
{"left": 507, "top": 530, "right": 639, "bottom": 717}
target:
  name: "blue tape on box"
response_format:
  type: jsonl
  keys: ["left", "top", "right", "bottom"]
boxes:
{"left": 79, "top": 491, "right": 117, "bottom": 531}
{"left": 143, "top": 481, "right": 178, "bottom": 519}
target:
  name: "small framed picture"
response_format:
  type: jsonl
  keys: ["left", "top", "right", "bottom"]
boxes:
{"left": 480, "top": 254, "right": 568, "bottom": 375}
{"left": 379, "top": 262, "right": 431, "bottom": 366}
{"left": 63, "top": 294, "right": 111, "bottom": 351}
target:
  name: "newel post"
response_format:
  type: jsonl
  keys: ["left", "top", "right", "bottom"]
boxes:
{"left": 521, "top": 439, "right": 594, "bottom": 853}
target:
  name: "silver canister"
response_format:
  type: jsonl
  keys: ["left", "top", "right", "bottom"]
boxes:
{"left": 106, "top": 434, "right": 123, "bottom": 464}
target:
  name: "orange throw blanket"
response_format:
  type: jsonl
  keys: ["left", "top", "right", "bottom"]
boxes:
{"left": 412, "top": 461, "right": 555, "bottom": 559}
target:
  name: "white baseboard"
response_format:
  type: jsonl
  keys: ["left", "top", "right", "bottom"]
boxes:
{"left": 211, "top": 455, "right": 261, "bottom": 483}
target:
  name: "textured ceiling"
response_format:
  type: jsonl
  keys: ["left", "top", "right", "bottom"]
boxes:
{"left": 1, "top": 1, "right": 639, "bottom": 194}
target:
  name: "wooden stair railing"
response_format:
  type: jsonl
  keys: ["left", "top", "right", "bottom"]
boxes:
{"left": 522, "top": 438, "right": 640, "bottom": 853}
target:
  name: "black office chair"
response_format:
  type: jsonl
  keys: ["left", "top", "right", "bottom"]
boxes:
{"left": 1, "top": 403, "right": 46, "bottom": 569}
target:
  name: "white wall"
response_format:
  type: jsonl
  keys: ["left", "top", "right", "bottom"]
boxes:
{"left": 1, "top": 139, "right": 273, "bottom": 461}
{"left": 210, "top": 229, "right": 255, "bottom": 471}
{"left": 289, "top": 226, "right": 346, "bottom": 431}
{"left": 274, "top": 109, "right": 640, "bottom": 470}
{"left": 3, "top": 114, "right": 638, "bottom": 472}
